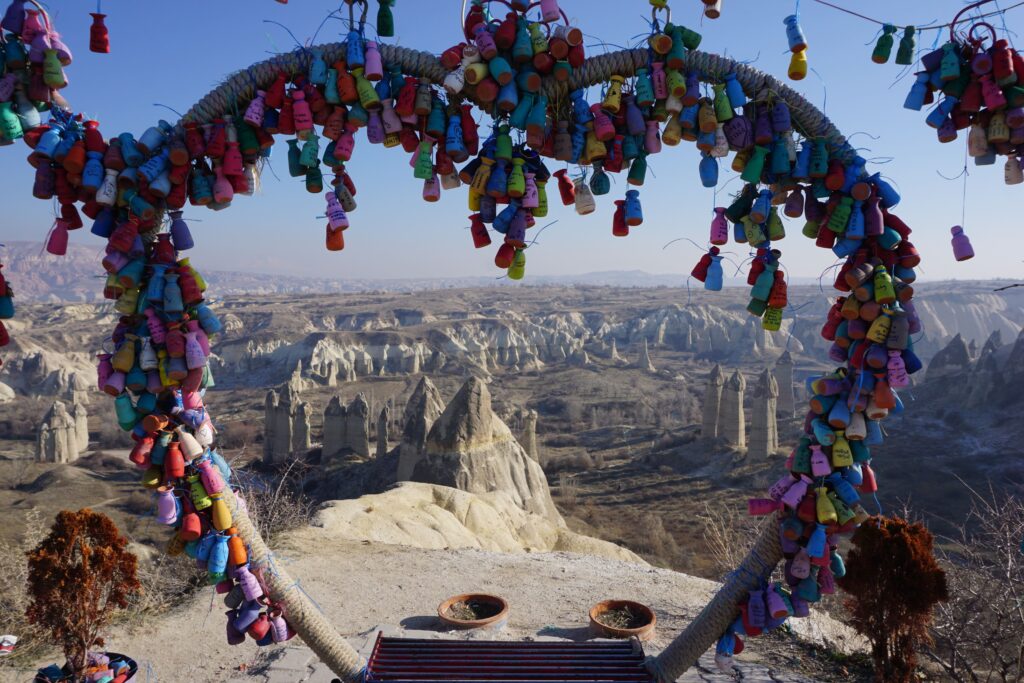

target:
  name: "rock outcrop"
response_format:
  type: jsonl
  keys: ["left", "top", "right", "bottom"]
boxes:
{"left": 635, "top": 338, "right": 656, "bottom": 373}
{"left": 411, "top": 376, "right": 562, "bottom": 523}
{"left": 323, "top": 394, "right": 371, "bottom": 460}
{"left": 773, "top": 350, "right": 795, "bottom": 417}
{"left": 396, "top": 377, "right": 445, "bottom": 481}
{"left": 608, "top": 338, "right": 625, "bottom": 364}
{"left": 72, "top": 402, "right": 89, "bottom": 452}
{"left": 36, "top": 400, "right": 86, "bottom": 463}
{"left": 345, "top": 394, "right": 371, "bottom": 458}
{"left": 522, "top": 409, "right": 538, "bottom": 461}
{"left": 701, "top": 365, "right": 725, "bottom": 439}
{"left": 313, "top": 482, "right": 638, "bottom": 561}
{"left": 322, "top": 396, "right": 345, "bottom": 459}
{"left": 749, "top": 369, "right": 779, "bottom": 458}
{"left": 720, "top": 370, "right": 747, "bottom": 449}
{"left": 264, "top": 384, "right": 310, "bottom": 464}
{"left": 928, "top": 333, "right": 971, "bottom": 380}
{"left": 376, "top": 403, "right": 391, "bottom": 459}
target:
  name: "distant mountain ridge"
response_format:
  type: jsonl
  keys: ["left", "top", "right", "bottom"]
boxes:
{"left": 2, "top": 241, "right": 1021, "bottom": 302}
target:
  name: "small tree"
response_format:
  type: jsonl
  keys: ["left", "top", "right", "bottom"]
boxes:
{"left": 839, "top": 516, "right": 949, "bottom": 683}
{"left": 26, "top": 509, "right": 140, "bottom": 679}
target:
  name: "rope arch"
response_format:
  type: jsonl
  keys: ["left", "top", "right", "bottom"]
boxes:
{"left": 181, "top": 43, "right": 851, "bottom": 160}
{"left": 169, "top": 44, "right": 856, "bottom": 683}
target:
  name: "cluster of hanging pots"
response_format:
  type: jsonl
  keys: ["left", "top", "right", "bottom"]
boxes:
{"left": 904, "top": 21, "right": 1024, "bottom": 186}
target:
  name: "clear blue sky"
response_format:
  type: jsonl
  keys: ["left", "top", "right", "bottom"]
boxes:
{"left": 1, "top": 0, "right": 1021, "bottom": 281}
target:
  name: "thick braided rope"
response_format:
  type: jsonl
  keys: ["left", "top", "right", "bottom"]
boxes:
{"left": 223, "top": 487, "right": 365, "bottom": 681}
{"left": 647, "top": 519, "right": 783, "bottom": 682}
{"left": 180, "top": 44, "right": 851, "bottom": 160}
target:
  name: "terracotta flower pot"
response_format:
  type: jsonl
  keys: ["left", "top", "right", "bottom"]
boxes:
{"left": 437, "top": 593, "right": 508, "bottom": 630}
{"left": 589, "top": 600, "right": 656, "bottom": 641}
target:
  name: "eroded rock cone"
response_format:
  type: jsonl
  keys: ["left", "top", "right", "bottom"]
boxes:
{"left": 748, "top": 368, "right": 779, "bottom": 458}
{"left": 773, "top": 350, "right": 796, "bottom": 418}
{"left": 397, "top": 376, "right": 444, "bottom": 481}
{"left": 927, "top": 333, "right": 971, "bottom": 381}
{"left": 635, "top": 337, "right": 656, "bottom": 373}
{"left": 720, "top": 370, "right": 746, "bottom": 449}
{"left": 412, "top": 376, "right": 561, "bottom": 523}
{"left": 376, "top": 403, "right": 391, "bottom": 459}
{"left": 701, "top": 364, "right": 725, "bottom": 439}
{"left": 522, "top": 409, "right": 538, "bottom": 462}
{"left": 36, "top": 400, "right": 83, "bottom": 463}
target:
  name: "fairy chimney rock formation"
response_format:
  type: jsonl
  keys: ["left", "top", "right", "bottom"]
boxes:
{"left": 264, "top": 384, "right": 309, "bottom": 464}
{"left": 376, "top": 403, "right": 391, "bottom": 459}
{"left": 609, "top": 338, "right": 625, "bottom": 364}
{"left": 397, "top": 376, "right": 445, "bottom": 481}
{"left": 720, "top": 370, "right": 747, "bottom": 449}
{"left": 322, "top": 396, "right": 347, "bottom": 460}
{"left": 523, "top": 409, "right": 539, "bottom": 461}
{"left": 72, "top": 402, "right": 89, "bottom": 452}
{"left": 928, "top": 333, "right": 971, "bottom": 380}
{"left": 294, "top": 400, "right": 312, "bottom": 454}
{"left": 701, "top": 364, "right": 726, "bottom": 439}
{"left": 345, "top": 393, "right": 371, "bottom": 458}
{"left": 979, "top": 329, "right": 1003, "bottom": 358}
{"left": 412, "top": 376, "right": 562, "bottom": 523}
{"left": 36, "top": 401, "right": 83, "bottom": 464}
{"left": 263, "top": 389, "right": 290, "bottom": 464}
{"left": 773, "top": 350, "right": 796, "bottom": 417}
{"left": 749, "top": 368, "right": 780, "bottom": 458}
{"left": 635, "top": 338, "right": 656, "bottom": 373}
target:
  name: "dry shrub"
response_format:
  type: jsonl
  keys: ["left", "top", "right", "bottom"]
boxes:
{"left": 543, "top": 450, "right": 594, "bottom": 474}
{"left": 557, "top": 472, "right": 579, "bottom": 510}
{"left": 95, "top": 419, "right": 132, "bottom": 449}
{"left": 697, "top": 500, "right": 758, "bottom": 577}
{"left": 0, "top": 509, "right": 50, "bottom": 668}
{"left": 545, "top": 434, "right": 580, "bottom": 448}
{"left": 215, "top": 419, "right": 262, "bottom": 450}
{"left": 122, "top": 491, "right": 152, "bottom": 515}
{"left": 233, "top": 459, "right": 316, "bottom": 544}
{"left": 839, "top": 516, "right": 948, "bottom": 683}
{"left": 634, "top": 512, "right": 682, "bottom": 567}
{"left": 26, "top": 509, "right": 141, "bottom": 678}
{"left": 131, "top": 552, "right": 205, "bottom": 616}
{"left": 924, "top": 485, "right": 1024, "bottom": 683}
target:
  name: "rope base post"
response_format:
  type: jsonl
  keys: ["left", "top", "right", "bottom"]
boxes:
{"left": 224, "top": 488, "right": 366, "bottom": 682}
{"left": 646, "top": 519, "right": 783, "bottom": 682}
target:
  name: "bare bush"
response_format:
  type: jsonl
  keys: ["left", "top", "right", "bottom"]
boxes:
{"left": 234, "top": 459, "right": 317, "bottom": 545}
{"left": 923, "top": 483, "right": 1024, "bottom": 683}
{"left": 557, "top": 472, "right": 579, "bottom": 510}
{"left": 122, "top": 491, "right": 153, "bottom": 515}
{"left": 697, "top": 501, "right": 758, "bottom": 578}
{"left": 215, "top": 419, "right": 262, "bottom": 451}
{"left": 543, "top": 450, "right": 594, "bottom": 474}
{"left": 544, "top": 434, "right": 580, "bottom": 448}
{"left": 95, "top": 419, "right": 132, "bottom": 449}
{"left": 634, "top": 512, "right": 682, "bottom": 568}
{"left": 130, "top": 552, "right": 205, "bottom": 616}
{"left": 0, "top": 509, "right": 50, "bottom": 669}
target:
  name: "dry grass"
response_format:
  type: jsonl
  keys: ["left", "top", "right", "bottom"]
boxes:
{"left": 697, "top": 500, "right": 759, "bottom": 578}
{"left": 556, "top": 472, "right": 579, "bottom": 510}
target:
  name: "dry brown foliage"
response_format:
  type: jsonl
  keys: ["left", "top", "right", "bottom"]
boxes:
{"left": 25, "top": 509, "right": 141, "bottom": 678}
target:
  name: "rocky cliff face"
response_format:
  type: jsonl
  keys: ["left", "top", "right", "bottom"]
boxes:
{"left": 412, "top": 377, "right": 562, "bottom": 524}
